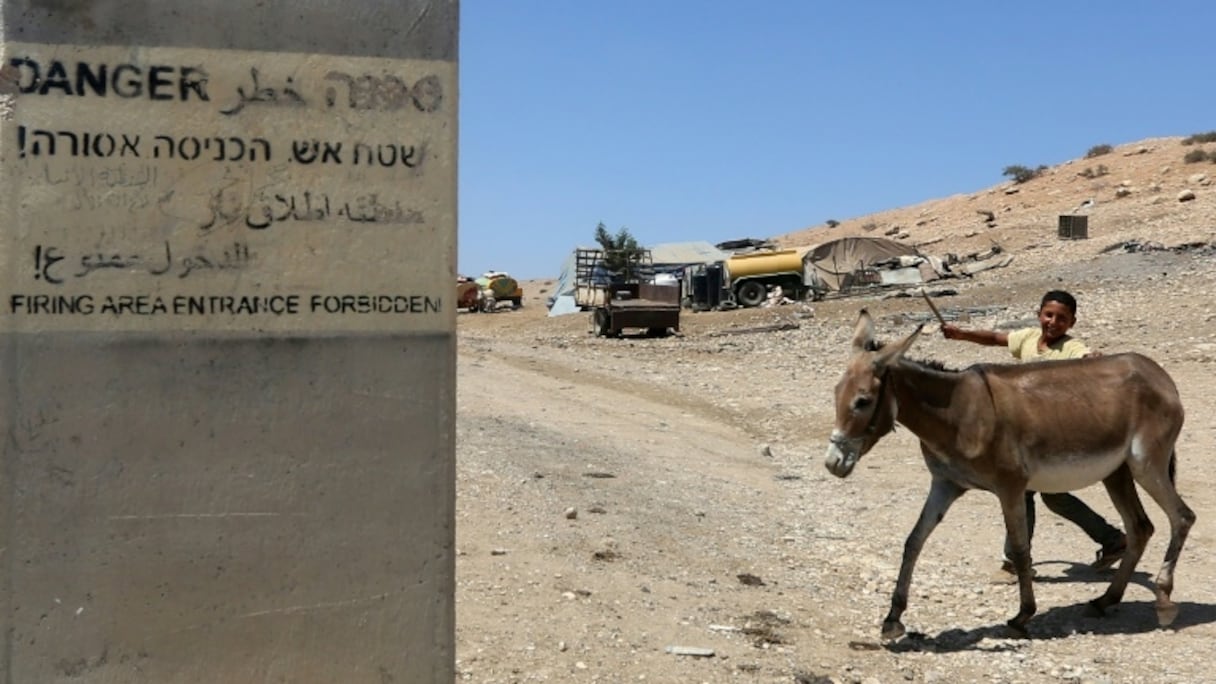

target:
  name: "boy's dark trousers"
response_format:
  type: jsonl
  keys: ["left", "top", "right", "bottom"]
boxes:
{"left": 1004, "top": 491, "right": 1125, "bottom": 560}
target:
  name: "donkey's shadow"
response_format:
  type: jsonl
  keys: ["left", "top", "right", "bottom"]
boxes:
{"left": 857, "top": 562, "right": 1216, "bottom": 653}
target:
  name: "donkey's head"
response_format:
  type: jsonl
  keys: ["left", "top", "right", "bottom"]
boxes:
{"left": 824, "top": 310, "right": 922, "bottom": 477}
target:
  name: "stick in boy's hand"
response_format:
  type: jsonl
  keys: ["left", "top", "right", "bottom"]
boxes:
{"left": 920, "top": 288, "right": 947, "bottom": 327}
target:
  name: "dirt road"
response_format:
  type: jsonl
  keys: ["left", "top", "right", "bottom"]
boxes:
{"left": 455, "top": 251, "right": 1216, "bottom": 683}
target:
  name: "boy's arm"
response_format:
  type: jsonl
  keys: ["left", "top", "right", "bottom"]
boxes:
{"left": 940, "top": 324, "right": 1009, "bottom": 347}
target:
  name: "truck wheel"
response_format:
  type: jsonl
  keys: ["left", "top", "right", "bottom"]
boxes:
{"left": 511, "top": 298, "right": 522, "bottom": 309}
{"left": 736, "top": 281, "right": 766, "bottom": 307}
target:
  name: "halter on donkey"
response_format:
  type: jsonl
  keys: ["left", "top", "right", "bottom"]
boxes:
{"left": 824, "top": 310, "right": 1195, "bottom": 639}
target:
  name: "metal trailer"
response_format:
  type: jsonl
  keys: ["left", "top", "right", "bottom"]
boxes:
{"left": 574, "top": 248, "right": 681, "bottom": 337}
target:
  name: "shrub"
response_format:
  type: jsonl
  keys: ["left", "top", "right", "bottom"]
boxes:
{"left": 825, "top": 219, "right": 840, "bottom": 228}
{"left": 1078, "top": 164, "right": 1110, "bottom": 179}
{"left": 1085, "top": 144, "right": 1114, "bottom": 158}
{"left": 1002, "top": 164, "right": 1042, "bottom": 184}
{"left": 1182, "top": 131, "right": 1216, "bottom": 145}
{"left": 1183, "top": 149, "right": 1210, "bottom": 164}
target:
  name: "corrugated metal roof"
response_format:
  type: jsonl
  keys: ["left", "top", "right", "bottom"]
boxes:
{"left": 648, "top": 241, "right": 729, "bottom": 265}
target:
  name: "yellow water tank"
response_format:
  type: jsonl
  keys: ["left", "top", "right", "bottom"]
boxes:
{"left": 725, "top": 249, "right": 806, "bottom": 279}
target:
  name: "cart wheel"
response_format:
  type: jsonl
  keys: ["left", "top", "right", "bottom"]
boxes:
{"left": 594, "top": 309, "right": 610, "bottom": 337}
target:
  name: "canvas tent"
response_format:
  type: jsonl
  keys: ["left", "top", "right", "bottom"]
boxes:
{"left": 803, "top": 236, "right": 932, "bottom": 292}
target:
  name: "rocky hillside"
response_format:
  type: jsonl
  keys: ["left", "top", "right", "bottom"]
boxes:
{"left": 773, "top": 136, "right": 1216, "bottom": 279}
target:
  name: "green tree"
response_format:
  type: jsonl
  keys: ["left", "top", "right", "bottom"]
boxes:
{"left": 1002, "top": 164, "right": 1043, "bottom": 184}
{"left": 593, "top": 222, "right": 645, "bottom": 280}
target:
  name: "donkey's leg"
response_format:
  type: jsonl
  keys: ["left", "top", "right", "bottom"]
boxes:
{"left": 882, "top": 476, "right": 965, "bottom": 641}
{"left": 1132, "top": 450, "right": 1196, "bottom": 627}
{"left": 1090, "top": 463, "right": 1153, "bottom": 616}
{"left": 997, "top": 488, "right": 1035, "bottom": 636}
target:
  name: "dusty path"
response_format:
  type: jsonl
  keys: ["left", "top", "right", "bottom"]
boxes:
{"left": 456, "top": 345, "right": 792, "bottom": 682}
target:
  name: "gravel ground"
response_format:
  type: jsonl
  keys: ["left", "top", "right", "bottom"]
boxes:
{"left": 454, "top": 140, "right": 1216, "bottom": 683}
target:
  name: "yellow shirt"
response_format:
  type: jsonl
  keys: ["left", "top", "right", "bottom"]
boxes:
{"left": 1007, "top": 327, "right": 1089, "bottom": 361}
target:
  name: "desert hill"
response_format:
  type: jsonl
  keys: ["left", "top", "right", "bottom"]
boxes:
{"left": 773, "top": 136, "right": 1215, "bottom": 278}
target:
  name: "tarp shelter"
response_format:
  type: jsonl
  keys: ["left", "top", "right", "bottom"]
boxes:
{"left": 803, "top": 237, "right": 925, "bottom": 291}
{"left": 649, "top": 241, "right": 730, "bottom": 271}
{"left": 546, "top": 248, "right": 589, "bottom": 317}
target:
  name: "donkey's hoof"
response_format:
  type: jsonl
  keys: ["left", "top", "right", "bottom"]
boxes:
{"left": 1003, "top": 619, "right": 1029, "bottom": 639}
{"left": 1084, "top": 599, "right": 1107, "bottom": 618}
{"left": 1156, "top": 601, "right": 1179, "bottom": 627}
{"left": 881, "top": 620, "right": 905, "bottom": 642}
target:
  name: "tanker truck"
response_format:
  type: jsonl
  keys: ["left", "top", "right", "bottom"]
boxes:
{"left": 723, "top": 248, "right": 825, "bottom": 307}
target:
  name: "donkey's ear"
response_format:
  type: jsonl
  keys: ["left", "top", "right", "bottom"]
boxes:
{"left": 851, "top": 309, "right": 875, "bottom": 352}
{"left": 874, "top": 323, "right": 923, "bottom": 368}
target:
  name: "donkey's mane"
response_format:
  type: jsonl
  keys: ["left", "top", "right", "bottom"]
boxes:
{"left": 867, "top": 340, "right": 964, "bottom": 373}
{"left": 906, "top": 357, "right": 956, "bottom": 372}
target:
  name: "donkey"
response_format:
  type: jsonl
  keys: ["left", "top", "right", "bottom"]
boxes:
{"left": 824, "top": 310, "right": 1195, "bottom": 639}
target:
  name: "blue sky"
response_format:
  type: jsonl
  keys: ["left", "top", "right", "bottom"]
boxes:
{"left": 458, "top": 1, "right": 1215, "bottom": 279}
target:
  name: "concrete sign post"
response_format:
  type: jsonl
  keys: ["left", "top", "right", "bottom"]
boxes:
{"left": 1, "top": 1, "right": 457, "bottom": 681}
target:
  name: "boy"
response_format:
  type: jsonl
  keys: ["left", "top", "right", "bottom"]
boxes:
{"left": 940, "top": 290, "right": 1127, "bottom": 576}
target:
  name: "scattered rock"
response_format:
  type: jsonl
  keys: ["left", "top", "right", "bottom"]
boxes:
{"left": 737, "top": 573, "right": 766, "bottom": 586}
{"left": 665, "top": 646, "right": 715, "bottom": 658}
{"left": 564, "top": 507, "right": 578, "bottom": 519}
{"left": 1178, "top": 190, "right": 1197, "bottom": 202}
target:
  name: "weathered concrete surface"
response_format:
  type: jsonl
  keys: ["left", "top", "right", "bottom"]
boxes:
{"left": 1, "top": 1, "right": 456, "bottom": 681}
